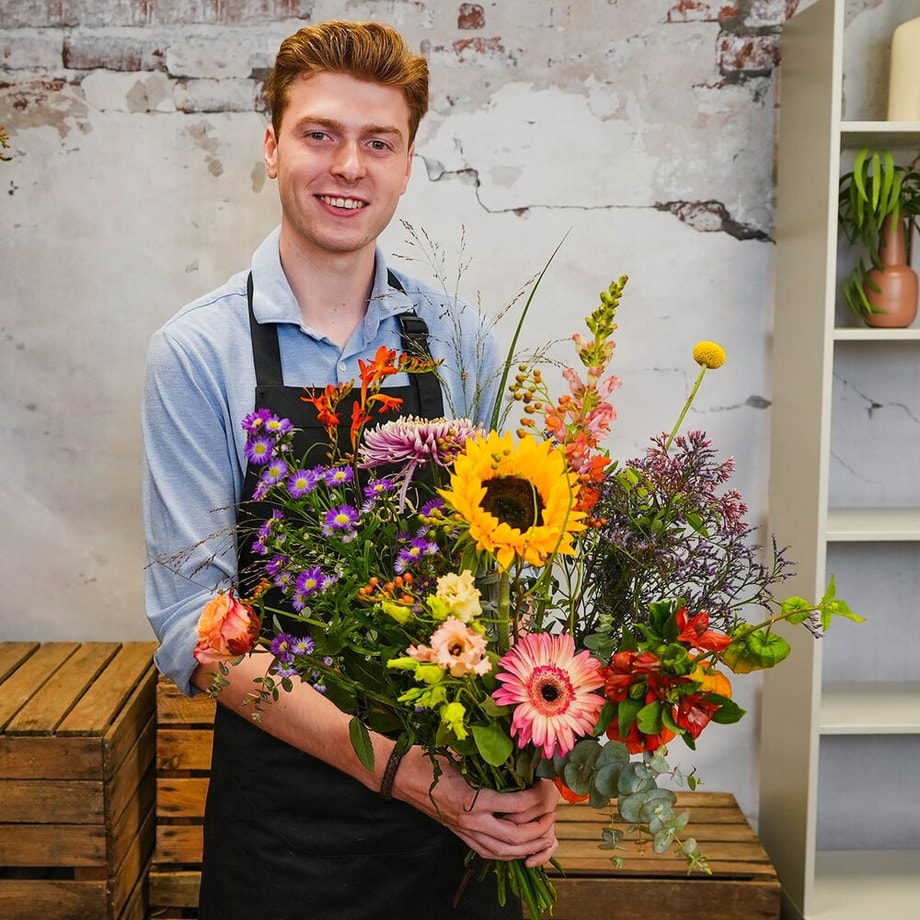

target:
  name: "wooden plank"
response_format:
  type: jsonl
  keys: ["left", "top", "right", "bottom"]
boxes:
{"left": 157, "top": 728, "right": 214, "bottom": 772}
{"left": 157, "top": 776, "right": 209, "bottom": 819}
{"left": 0, "top": 878, "right": 108, "bottom": 920}
{"left": 0, "top": 735, "right": 105, "bottom": 781}
{"left": 0, "top": 823, "right": 108, "bottom": 867}
{"left": 545, "top": 876, "right": 780, "bottom": 920}
{"left": 0, "top": 779, "right": 105, "bottom": 824}
{"left": 157, "top": 677, "right": 216, "bottom": 725}
{"left": 107, "top": 713, "right": 156, "bottom": 825}
{"left": 60, "top": 643, "right": 157, "bottom": 737}
{"left": 0, "top": 643, "right": 39, "bottom": 683}
{"left": 103, "top": 663, "right": 158, "bottom": 784}
{"left": 0, "top": 643, "right": 80, "bottom": 731}
{"left": 109, "top": 804, "right": 155, "bottom": 920}
{"left": 6, "top": 644, "right": 120, "bottom": 735}
{"left": 119, "top": 866, "right": 150, "bottom": 920}
{"left": 108, "top": 763, "right": 155, "bottom": 877}
{"left": 148, "top": 867, "right": 201, "bottom": 910}
{"left": 154, "top": 825, "right": 203, "bottom": 866}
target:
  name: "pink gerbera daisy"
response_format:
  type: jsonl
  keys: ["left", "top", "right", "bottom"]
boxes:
{"left": 492, "top": 632, "right": 606, "bottom": 759}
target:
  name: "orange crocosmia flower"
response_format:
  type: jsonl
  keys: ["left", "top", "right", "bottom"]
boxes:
{"left": 358, "top": 345, "right": 399, "bottom": 390}
{"left": 676, "top": 607, "right": 732, "bottom": 652}
{"left": 302, "top": 383, "right": 346, "bottom": 427}
{"left": 194, "top": 590, "right": 261, "bottom": 666}
{"left": 370, "top": 393, "right": 404, "bottom": 415}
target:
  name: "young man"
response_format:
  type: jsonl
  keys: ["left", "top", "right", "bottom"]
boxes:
{"left": 143, "top": 21, "right": 559, "bottom": 919}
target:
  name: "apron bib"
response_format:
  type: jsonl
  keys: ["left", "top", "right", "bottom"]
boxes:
{"left": 197, "top": 275, "right": 522, "bottom": 920}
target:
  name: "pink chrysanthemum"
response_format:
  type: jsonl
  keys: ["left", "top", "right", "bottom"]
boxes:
{"left": 360, "top": 416, "right": 483, "bottom": 471}
{"left": 492, "top": 632, "right": 605, "bottom": 759}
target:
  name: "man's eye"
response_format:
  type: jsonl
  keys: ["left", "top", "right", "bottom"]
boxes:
{"left": 369, "top": 140, "right": 390, "bottom": 151}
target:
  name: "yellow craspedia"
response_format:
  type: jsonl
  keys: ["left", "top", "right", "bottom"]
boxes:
{"left": 693, "top": 340, "right": 727, "bottom": 370}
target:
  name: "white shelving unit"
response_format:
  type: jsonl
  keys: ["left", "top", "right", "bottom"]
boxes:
{"left": 760, "top": 1, "right": 920, "bottom": 918}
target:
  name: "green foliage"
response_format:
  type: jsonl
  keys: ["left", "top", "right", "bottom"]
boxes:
{"left": 838, "top": 146, "right": 920, "bottom": 322}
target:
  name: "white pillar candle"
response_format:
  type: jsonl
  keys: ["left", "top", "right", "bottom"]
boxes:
{"left": 887, "top": 17, "right": 920, "bottom": 121}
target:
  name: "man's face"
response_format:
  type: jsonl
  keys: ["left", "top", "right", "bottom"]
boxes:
{"left": 264, "top": 71, "right": 415, "bottom": 260}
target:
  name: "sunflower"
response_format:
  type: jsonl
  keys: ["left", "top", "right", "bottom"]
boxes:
{"left": 492, "top": 632, "right": 605, "bottom": 759}
{"left": 438, "top": 431, "right": 585, "bottom": 570}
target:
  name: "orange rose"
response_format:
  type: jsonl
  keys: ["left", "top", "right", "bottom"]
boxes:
{"left": 194, "top": 590, "right": 261, "bottom": 666}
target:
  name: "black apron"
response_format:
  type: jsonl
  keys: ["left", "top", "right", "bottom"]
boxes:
{"left": 197, "top": 274, "right": 523, "bottom": 920}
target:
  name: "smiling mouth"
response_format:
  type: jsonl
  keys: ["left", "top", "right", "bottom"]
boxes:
{"left": 319, "top": 195, "right": 367, "bottom": 210}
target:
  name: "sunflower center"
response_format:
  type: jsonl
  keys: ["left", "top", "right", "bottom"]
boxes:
{"left": 527, "top": 665, "right": 574, "bottom": 716}
{"left": 481, "top": 476, "right": 544, "bottom": 532}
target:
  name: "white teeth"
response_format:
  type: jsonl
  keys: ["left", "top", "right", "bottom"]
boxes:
{"left": 321, "top": 196, "right": 364, "bottom": 210}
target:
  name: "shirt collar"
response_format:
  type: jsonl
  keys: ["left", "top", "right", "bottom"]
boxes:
{"left": 249, "top": 227, "right": 413, "bottom": 336}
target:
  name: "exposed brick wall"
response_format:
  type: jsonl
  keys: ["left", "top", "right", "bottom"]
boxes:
{"left": 0, "top": 0, "right": 800, "bottom": 121}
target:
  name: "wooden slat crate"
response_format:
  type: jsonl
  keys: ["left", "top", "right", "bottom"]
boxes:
{"left": 0, "top": 641, "right": 158, "bottom": 920}
{"left": 547, "top": 793, "right": 781, "bottom": 920}
{"left": 148, "top": 676, "right": 214, "bottom": 918}
{"left": 150, "top": 673, "right": 778, "bottom": 920}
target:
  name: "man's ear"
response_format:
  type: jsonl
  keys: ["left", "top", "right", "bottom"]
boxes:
{"left": 264, "top": 126, "right": 279, "bottom": 179}
{"left": 401, "top": 143, "right": 414, "bottom": 195}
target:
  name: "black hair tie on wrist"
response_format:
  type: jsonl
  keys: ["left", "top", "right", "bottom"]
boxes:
{"left": 379, "top": 745, "right": 405, "bottom": 800}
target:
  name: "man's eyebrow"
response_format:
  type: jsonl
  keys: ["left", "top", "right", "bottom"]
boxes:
{"left": 292, "top": 115, "right": 404, "bottom": 139}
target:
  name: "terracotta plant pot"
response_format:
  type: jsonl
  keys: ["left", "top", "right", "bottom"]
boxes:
{"left": 864, "top": 214, "right": 919, "bottom": 328}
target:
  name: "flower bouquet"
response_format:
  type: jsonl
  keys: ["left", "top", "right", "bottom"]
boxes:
{"left": 195, "top": 271, "right": 861, "bottom": 918}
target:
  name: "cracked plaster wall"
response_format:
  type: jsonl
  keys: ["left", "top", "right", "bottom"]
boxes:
{"left": 0, "top": 0, "right": 872, "bottom": 828}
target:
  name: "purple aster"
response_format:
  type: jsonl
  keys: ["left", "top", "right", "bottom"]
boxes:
{"left": 245, "top": 435, "right": 274, "bottom": 466}
{"left": 262, "top": 457, "right": 289, "bottom": 485}
{"left": 265, "top": 415, "right": 294, "bottom": 437}
{"left": 287, "top": 467, "right": 321, "bottom": 499}
{"left": 272, "top": 661, "right": 298, "bottom": 680}
{"left": 265, "top": 554, "right": 288, "bottom": 578}
{"left": 296, "top": 567, "right": 327, "bottom": 596}
{"left": 420, "top": 497, "right": 446, "bottom": 517}
{"left": 322, "top": 505, "right": 359, "bottom": 540}
{"left": 292, "top": 636, "right": 315, "bottom": 656}
{"left": 270, "top": 633, "right": 296, "bottom": 662}
{"left": 323, "top": 465, "right": 354, "bottom": 488}
{"left": 395, "top": 536, "right": 439, "bottom": 573}
{"left": 364, "top": 477, "right": 397, "bottom": 500}
{"left": 241, "top": 408, "right": 272, "bottom": 434}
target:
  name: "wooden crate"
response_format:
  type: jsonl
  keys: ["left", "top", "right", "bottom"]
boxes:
{"left": 147, "top": 676, "right": 214, "bottom": 918}
{"left": 148, "top": 678, "right": 779, "bottom": 920}
{"left": 0, "top": 641, "right": 158, "bottom": 920}
{"left": 547, "top": 792, "right": 781, "bottom": 920}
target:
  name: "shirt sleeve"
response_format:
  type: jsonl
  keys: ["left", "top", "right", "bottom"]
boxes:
{"left": 142, "top": 327, "right": 244, "bottom": 695}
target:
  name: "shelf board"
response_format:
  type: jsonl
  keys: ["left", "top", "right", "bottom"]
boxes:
{"left": 834, "top": 328, "right": 920, "bottom": 341}
{"left": 813, "top": 850, "right": 920, "bottom": 919}
{"left": 826, "top": 508, "right": 920, "bottom": 541}
{"left": 840, "top": 121, "right": 920, "bottom": 146}
{"left": 820, "top": 682, "right": 920, "bottom": 734}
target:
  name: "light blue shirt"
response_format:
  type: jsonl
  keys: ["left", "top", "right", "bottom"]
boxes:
{"left": 143, "top": 228, "right": 501, "bottom": 694}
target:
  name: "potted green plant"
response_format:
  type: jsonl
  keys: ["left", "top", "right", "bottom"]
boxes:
{"left": 838, "top": 146, "right": 920, "bottom": 326}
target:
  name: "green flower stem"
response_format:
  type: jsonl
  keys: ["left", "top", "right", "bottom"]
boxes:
{"left": 497, "top": 570, "right": 512, "bottom": 654}
{"left": 665, "top": 365, "right": 707, "bottom": 452}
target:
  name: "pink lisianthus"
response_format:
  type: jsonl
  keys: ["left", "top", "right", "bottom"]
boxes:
{"left": 492, "top": 632, "right": 606, "bottom": 759}
{"left": 408, "top": 616, "right": 492, "bottom": 677}
{"left": 194, "top": 590, "right": 261, "bottom": 666}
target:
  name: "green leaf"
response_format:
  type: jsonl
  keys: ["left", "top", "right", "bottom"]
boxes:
{"left": 471, "top": 722, "right": 514, "bottom": 767}
{"left": 348, "top": 717, "right": 375, "bottom": 771}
